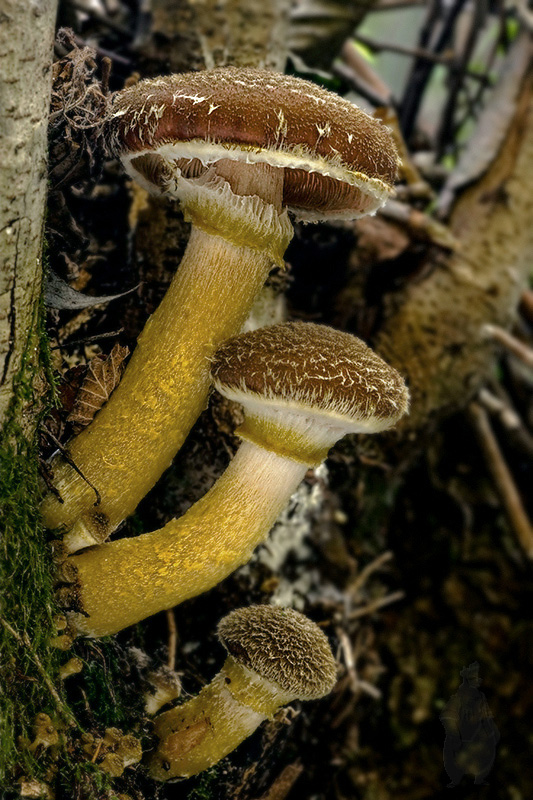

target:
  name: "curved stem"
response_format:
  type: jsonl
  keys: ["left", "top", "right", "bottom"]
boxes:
{"left": 67, "top": 442, "right": 307, "bottom": 637}
{"left": 148, "top": 657, "right": 285, "bottom": 780}
{"left": 41, "top": 226, "right": 281, "bottom": 546}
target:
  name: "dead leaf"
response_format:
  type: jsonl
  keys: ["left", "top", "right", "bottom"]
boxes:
{"left": 67, "top": 344, "right": 129, "bottom": 431}
{"left": 59, "top": 365, "right": 87, "bottom": 415}
{"left": 45, "top": 269, "right": 137, "bottom": 310}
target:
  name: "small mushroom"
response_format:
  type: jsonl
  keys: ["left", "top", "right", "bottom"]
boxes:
{"left": 41, "top": 66, "right": 399, "bottom": 551}
{"left": 116, "top": 734, "right": 143, "bottom": 768}
{"left": 58, "top": 656, "right": 83, "bottom": 681}
{"left": 148, "top": 605, "right": 337, "bottom": 780}
{"left": 99, "top": 752, "right": 125, "bottom": 778}
{"left": 26, "top": 713, "right": 59, "bottom": 755}
{"left": 85, "top": 728, "right": 143, "bottom": 776}
{"left": 49, "top": 614, "right": 77, "bottom": 651}
{"left": 65, "top": 322, "right": 408, "bottom": 637}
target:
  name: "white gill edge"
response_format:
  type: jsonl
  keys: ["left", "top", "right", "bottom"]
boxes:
{"left": 121, "top": 139, "right": 394, "bottom": 221}
{"left": 215, "top": 383, "right": 403, "bottom": 443}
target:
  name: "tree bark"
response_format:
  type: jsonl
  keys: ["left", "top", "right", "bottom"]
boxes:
{"left": 375, "top": 36, "right": 533, "bottom": 435}
{"left": 0, "top": 0, "right": 58, "bottom": 428}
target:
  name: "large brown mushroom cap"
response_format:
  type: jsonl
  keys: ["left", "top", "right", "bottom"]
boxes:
{"left": 218, "top": 605, "right": 337, "bottom": 700}
{"left": 211, "top": 321, "right": 409, "bottom": 434}
{"left": 107, "top": 67, "right": 399, "bottom": 221}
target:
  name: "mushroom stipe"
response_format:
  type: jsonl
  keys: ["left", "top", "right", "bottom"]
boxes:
{"left": 62, "top": 322, "right": 408, "bottom": 638}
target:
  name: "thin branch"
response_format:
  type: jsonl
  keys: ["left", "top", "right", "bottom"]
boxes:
{"left": 333, "top": 61, "right": 391, "bottom": 109}
{"left": 400, "top": 0, "right": 469, "bottom": 139}
{"left": 354, "top": 32, "right": 455, "bottom": 64}
{"left": 347, "top": 551, "right": 394, "bottom": 597}
{"left": 515, "top": 0, "right": 533, "bottom": 33}
{"left": 374, "top": 107, "right": 433, "bottom": 192}
{"left": 254, "top": 762, "right": 304, "bottom": 800}
{"left": 483, "top": 324, "right": 533, "bottom": 368}
{"left": 50, "top": 328, "right": 124, "bottom": 350}
{"left": 348, "top": 590, "right": 405, "bottom": 620}
{"left": 40, "top": 427, "right": 101, "bottom": 506}
{"left": 480, "top": 384, "right": 533, "bottom": 459}
{"left": 379, "top": 198, "right": 459, "bottom": 250}
{"left": 375, "top": 0, "right": 427, "bottom": 8}
{"left": 436, "top": 1, "right": 487, "bottom": 157}
{"left": 166, "top": 609, "right": 178, "bottom": 672}
{"left": 478, "top": 387, "right": 522, "bottom": 430}
{"left": 336, "top": 627, "right": 356, "bottom": 681}
{"left": 90, "top": 738, "right": 103, "bottom": 763}
{"left": 336, "top": 626, "right": 381, "bottom": 698}
{"left": 468, "top": 402, "right": 533, "bottom": 559}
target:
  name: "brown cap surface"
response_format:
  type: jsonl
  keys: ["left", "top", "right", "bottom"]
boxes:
{"left": 107, "top": 67, "right": 398, "bottom": 220}
{"left": 212, "top": 321, "right": 409, "bottom": 433}
{"left": 218, "top": 606, "right": 337, "bottom": 700}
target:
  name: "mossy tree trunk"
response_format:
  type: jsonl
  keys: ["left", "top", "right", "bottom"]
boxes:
{"left": 0, "top": 0, "right": 60, "bottom": 790}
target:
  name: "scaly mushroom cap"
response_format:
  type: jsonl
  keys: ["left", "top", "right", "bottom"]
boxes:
{"left": 106, "top": 67, "right": 398, "bottom": 221}
{"left": 211, "top": 321, "right": 409, "bottom": 435}
{"left": 218, "top": 606, "right": 337, "bottom": 700}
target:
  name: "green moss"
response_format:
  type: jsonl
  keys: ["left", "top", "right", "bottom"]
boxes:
{"left": 187, "top": 765, "right": 221, "bottom": 799}
{"left": 0, "top": 293, "right": 63, "bottom": 787}
{"left": 57, "top": 760, "right": 119, "bottom": 799}
{"left": 71, "top": 638, "right": 145, "bottom": 729}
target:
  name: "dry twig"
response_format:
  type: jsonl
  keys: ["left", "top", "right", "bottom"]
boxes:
{"left": 347, "top": 550, "right": 394, "bottom": 597}
{"left": 348, "top": 590, "right": 405, "bottom": 620}
{"left": 483, "top": 323, "right": 533, "bottom": 369}
{"left": 468, "top": 401, "right": 533, "bottom": 559}
{"left": 166, "top": 609, "right": 178, "bottom": 672}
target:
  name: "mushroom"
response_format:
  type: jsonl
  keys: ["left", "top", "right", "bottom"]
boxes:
{"left": 58, "top": 656, "right": 83, "bottom": 681}
{"left": 41, "top": 66, "right": 399, "bottom": 551}
{"left": 148, "top": 605, "right": 337, "bottom": 780}
{"left": 62, "top": 321, "right": 408, "bottom": 637}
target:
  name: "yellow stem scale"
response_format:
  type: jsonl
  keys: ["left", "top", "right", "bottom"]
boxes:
{"left": 67, "top": 442, "right": 307, "bottom": 637}
{"left": 41, "top": 166, "right": 291, "bottom": 551}
{"left": 148, "top": 656, "right": 288, "bottom": 780}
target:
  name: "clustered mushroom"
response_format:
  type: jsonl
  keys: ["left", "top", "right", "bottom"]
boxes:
{"left": 148, "top": 605, "right": 338, "bottom": 780}
{"left": 43, "top": 65, "right": 409, "bottom": 782}
{"left": 41, "top": 66, "right": 399, "bottom": 552}
{"left": 60, "top": 322, "right": 408, "bottom": 638}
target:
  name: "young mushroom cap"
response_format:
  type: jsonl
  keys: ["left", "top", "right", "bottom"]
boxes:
{"left": 108, "top": 66, "right": 399, "bottom": 221}
{"left": 212, "top": 321, "right": 409, "bottom": 464}
{"left": 148, "top": 605, "right": 337, "bottom": 780}
{"left": 217, "top": 605, "right": 337, "bottom": 701}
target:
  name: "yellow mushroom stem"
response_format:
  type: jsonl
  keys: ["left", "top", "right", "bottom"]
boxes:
{"left": 67, "top": 441, "right": 308, "bottom": 637}
{"left": 148, "top": 655, "right": 292, "bottom": 780}
{"left": 40, "top": 162, "right": 291, "bottom": 552}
